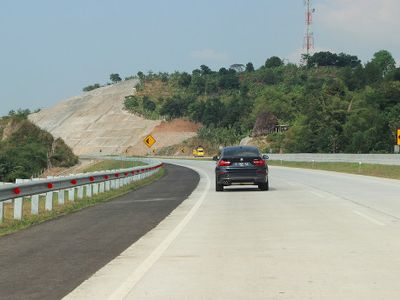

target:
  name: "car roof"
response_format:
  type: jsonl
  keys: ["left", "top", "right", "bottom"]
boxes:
{"left": 223, "top": 145, "right": 259, "bottom": 151}
{"left": 221, "top": 146, "right": 261, "bottom": 155}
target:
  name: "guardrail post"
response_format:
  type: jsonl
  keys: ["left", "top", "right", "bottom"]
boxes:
{"left": 105, "top": 181, "right": 110, "bottom": 191}
{"left": 85, "top": 184, "right": 92, "bottom": 197}
{"left": 0, "top": 202, "right": 3, "bottom": 223}
{"left": 93, "top": 183, "right": 99, "bottom": 195}
{"left": 68, "top": 188, "right": 75, "bottom": 202}
{"left": 13, "top": 179, "right": 27, "bottom": 220}
{"left": 13, "top": 197, "right": 23, "bottom": 220}
{"left": 45, "top": 192, "right": 53, "bottom": 211}
{"left": 58, "top": 190, "right": 65, "bottom": 205}
{"left": 31, "top": 194, "right": 39, "bottom": 215}
{"left": 77, "top": 186, "right": 84, "bottom": 200}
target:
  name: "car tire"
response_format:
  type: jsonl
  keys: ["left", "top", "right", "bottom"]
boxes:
{"left": 258, "top": 180, "right": 269, "bottom": 191}
{"left": 216, "top": 178, "right": 224, "bottom": 192}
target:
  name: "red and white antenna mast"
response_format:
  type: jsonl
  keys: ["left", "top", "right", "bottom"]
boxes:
{"left": 304, "top": 0, "right": 315, "bottom": 55}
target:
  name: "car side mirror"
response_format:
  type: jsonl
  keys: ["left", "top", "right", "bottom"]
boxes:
{"left": 213, "top": 155, "right": 219, "bottom": 161}
{"left": 262, "top": 154, "right": 269, "bottom": 160}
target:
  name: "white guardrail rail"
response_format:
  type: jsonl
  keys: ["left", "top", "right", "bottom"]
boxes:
{"left": 267, "top": 153, "right": 400, "bottom": 166}
{"left": 0, "top": 156, "right": 163, "bottom": 223}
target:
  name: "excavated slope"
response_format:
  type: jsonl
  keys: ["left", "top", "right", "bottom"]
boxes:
{"left": 29, "top": 80, "right": 163, "bottom": 155}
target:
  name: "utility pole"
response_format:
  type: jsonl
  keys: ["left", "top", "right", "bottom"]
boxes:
{"left": 304, "top": 0, "right": 315, "bottom": 56}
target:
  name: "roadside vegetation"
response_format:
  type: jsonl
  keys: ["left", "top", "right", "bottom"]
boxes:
{"left": 82, "top": 159, "right": 146, "bottom": 173}
{"left": 122, "top": 50, "right": 400, "bottom": 154}
{"left": 82, "top": 73, "right": 123, "bottom": 92}
{"left": 268, "top": 160, "right": 400, "bottom": 180}
{"left": 0, "top": 167, "right": 165, "bottom": 237}
{"left": 0, "top": 110, "right": 78, "bottom": 182}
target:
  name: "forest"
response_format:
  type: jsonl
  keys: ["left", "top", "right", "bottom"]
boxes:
{"left": 124, "top": 50, "right": 400, "bottom": 154}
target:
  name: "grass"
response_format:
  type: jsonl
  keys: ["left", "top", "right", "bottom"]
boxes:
{"left": 0, "top": 168, "right": 165, "bottom": 237}
{"left": 82, "top": 159, "right": 146, "bottom": 172}
{"left": 268, "top": 160, "right": 400, "bottom": 180}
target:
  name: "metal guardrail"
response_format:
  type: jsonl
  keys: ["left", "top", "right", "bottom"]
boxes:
{"left": 0, "top": 158, "right": 163, "bottom": 222}
{"left": 0, "top": 163, "right": 162, "bottom": 203}
{"left": 266, "top": 153, "right": 400, "bottom": 166}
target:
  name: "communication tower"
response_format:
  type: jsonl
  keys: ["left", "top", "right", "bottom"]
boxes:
{"left": 304, "top": 0, "right": 315, "bottom": 55}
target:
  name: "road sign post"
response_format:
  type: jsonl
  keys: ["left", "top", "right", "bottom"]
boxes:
{"left": 143, "top": 134, "right": 156, "bottom": 151}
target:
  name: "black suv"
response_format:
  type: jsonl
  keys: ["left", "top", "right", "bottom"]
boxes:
{"left": 214, "top": 146, "right": 269, "bottom": 192}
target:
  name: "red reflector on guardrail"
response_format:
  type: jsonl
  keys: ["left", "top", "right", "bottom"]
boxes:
{"left": 125, "top": 172, "right": 128, "bottom": 176}
{"left": 13, "top": 187, "right": 21, "bottom": 195}
{"left": 47, "top": 183, "right": 54, "bottom": 189}
{"left": 89, "top": 176, "right": 95, "bottom": 182}
{"left": 104, "top": 175, "right": 109, "bottom": 180}
{"left": 115, "top": 173, "right": 120, "bottom": 177}
{"left": 71, "top": 179, "right": 77, "bottom": 185}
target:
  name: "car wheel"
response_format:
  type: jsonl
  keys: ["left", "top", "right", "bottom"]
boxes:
{"left": 216, "top": 178, "right": 224, "bottom": 192}
{"left": 258, "top": 180, "right": 269, "bottom": 191}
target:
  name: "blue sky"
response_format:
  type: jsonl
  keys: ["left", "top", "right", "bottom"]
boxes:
{"left": 0, "top": 0, "right": 399, "bottom": 116}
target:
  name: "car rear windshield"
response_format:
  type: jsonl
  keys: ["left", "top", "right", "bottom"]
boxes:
{"left": 223, "top": 147, "right": 260, "bottom": 157}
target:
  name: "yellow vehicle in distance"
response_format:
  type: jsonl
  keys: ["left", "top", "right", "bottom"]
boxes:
{"left": 192, "top": 146, "right": 205, "bottom": 158}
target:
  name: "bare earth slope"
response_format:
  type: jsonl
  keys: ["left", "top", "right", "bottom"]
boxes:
{"left": 29, "top": 80, "right": 198, "bottom": 155}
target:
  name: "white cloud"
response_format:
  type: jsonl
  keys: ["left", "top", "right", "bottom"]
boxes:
{"left": 316, "top": 0, "right": 400, "bottom": 41}
{"left": 190, "top": 49, "right": 229, "bottom": 62}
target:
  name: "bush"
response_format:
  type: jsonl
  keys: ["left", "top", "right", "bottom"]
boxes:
{"left": 83, "top": 83, "right": 101, "bottom": 92}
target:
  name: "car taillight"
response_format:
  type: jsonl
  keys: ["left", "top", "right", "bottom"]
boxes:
{"left": 218, "top": 160, "right": 231, "bottom": 167}
{"left": 253, "top": 159, "right": 265, "bottom": 167}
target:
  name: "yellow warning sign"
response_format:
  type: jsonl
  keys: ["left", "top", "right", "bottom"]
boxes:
{"left": 144, "top": 135, "right": 156, "bottom": 148}
{"left": 397, "top": 128, "right": 400, "bottom": 146}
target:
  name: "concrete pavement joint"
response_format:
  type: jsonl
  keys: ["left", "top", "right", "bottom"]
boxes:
{"left": 353, "top": 211, "right": 386, "bottom": 226}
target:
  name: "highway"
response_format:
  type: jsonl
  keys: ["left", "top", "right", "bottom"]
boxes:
{"left": 64, "top": 159, "right": 400, "bottom": 300}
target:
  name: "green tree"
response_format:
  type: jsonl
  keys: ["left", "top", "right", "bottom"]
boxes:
{"left": 142, "top": 96, "right": 156, "bottom": 111}
{"left": 178, "top": 72, "right": 192, "bottom": 87}
{"left": 200, "top": 65, "right": 212, "bottom": 75}
{"left": 265, "top": 56, "right": 283, "bottom": 68}
{"left": 110, "top": 73, "right": 122, "bottom": 83}
{"left": 83, "top": 83, "right": 101, "bottom": 92}
{"left": 371, "top": 50, "right": 396, "bottom": 77}
{"left": 137, "top": 71, "right": 145, "bottom": 80}
{"left": 190, "top": 75, "right": 206, "bottom": 94}
{"left": 307, "top": 52, "right": 360, "bottom": 68}
{"left": 245, "top": 62, "right": 255, "bottom": 72}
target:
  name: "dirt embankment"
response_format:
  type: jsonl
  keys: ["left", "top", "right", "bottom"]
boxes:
{"left": 29, "top": 80, "right": 200, "bottom": 156}
{"left": 126, "top": 119, "right": 201, "bottom": 156}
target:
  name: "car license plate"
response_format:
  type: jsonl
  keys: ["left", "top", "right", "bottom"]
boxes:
{"left": 235, "top": 162, "right": 250, "bottom": 167}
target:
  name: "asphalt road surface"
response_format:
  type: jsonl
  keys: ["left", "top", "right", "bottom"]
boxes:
{"left": 0, "top": 164, "right": 199, "bottom": 300}
{"left": 66, "top": 159, "right": 400, "bottom": 300}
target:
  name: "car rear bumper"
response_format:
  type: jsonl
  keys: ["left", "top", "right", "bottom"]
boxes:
{"left": 216, "top": 171, "right": 267, "bottom": 186}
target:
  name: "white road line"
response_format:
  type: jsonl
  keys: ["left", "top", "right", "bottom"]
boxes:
{"left": 353, "top": 211, "right": 385, "bottom": 226}
{"left": 107, "top": 166, "right": 211, "bottom": 300}
{"left": 133, "top": 198, "right": 178, "bottom": 203}
{"left": 309, "top": 190, "right": 327, "bottom": 198}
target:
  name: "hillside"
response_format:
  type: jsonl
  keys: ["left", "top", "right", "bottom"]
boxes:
{"left": 0, "top": 114, "right": 78, "bottom": 182}
{"left": 123, "top": 51, "right": 400, "bottom": 154}
{"left": 29, "top": 80, "right": 199, "bottom": 155}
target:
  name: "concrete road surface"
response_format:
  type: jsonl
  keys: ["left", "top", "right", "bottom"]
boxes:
{"left": 66, "top": 159, "right": 400, "bottom": 300}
